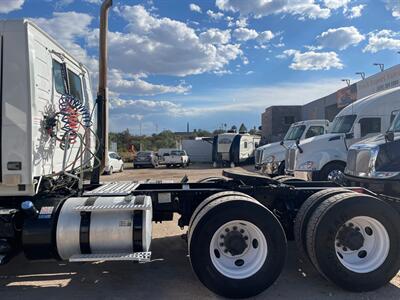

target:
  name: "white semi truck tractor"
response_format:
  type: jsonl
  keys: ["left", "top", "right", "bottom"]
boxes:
{"left": 255, "top": 120, "right": 329, "bottom": 175}
{"left": 0, "top": 2, "right": 400, "bottom": 298}
{"left": 286, "top": 87, "right": 400, "bottom": 181}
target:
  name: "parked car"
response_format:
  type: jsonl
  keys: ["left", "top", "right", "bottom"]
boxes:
{"left": 286, "top": 87, "right": 400, "bottom": 181}
{"left": 255, "top": 120, "right": 329, "bottom": 175}
{"left": 104, "top": 151, "right": 124, "bottom": 175}
{"left": 134, "top": 151, "right": 159, "bottom": 168}
{"left": 164, "top": 150, "right": 190, "bottom": 168}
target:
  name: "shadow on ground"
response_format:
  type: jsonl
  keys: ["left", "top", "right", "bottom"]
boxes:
{"left": 0, "top": 235, "right": 399, "bottom": 300}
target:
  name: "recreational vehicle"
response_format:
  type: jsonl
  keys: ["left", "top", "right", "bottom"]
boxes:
{"left": 212, "top": 132, "right": 260, "bottom": 167}
{"left": 286, "top": 87, "right": 400, "bottom": 181}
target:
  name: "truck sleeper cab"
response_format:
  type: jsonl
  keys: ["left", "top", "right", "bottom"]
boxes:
{"left": 0, "top": 20, "right": 95, "bottom": 197}
{"left": 255, "top": 120, "right": 329, "bottom": 175}
{"left": 286, "top": 87, "right": 400, "bottom": 181}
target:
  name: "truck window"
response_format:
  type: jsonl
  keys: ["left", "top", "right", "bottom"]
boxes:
{"left": 53, "top": 60, "right": 67, "bottom": 94}
{"left": 330, "top": 115, "right": 357, "bottom": 133}
{"left": 390, "top": 113, "right": 400, "bottom": 132}
{"left": 305, "top": 126, "right": 325, "bottom": 139}
{"left": 359, "top": 118, "right": 381, "bottom": 137}
{"left": 284, "top": 125, "right": 306, "bottom": 140}
{"left": 68, "top": 70, "right": 83, "bottom": 101}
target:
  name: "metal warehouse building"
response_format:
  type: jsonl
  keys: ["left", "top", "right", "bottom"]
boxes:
{"left": 261, "top": 64, "right": 400, "bottom": 144}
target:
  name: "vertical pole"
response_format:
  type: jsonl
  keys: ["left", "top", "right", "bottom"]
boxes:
{"left": 91, "top": 0, "right": 112, "bottom": 185}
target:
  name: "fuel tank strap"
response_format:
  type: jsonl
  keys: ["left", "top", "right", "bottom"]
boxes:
{"left": 79, "top": 197, "right": 97, "bottom": 254}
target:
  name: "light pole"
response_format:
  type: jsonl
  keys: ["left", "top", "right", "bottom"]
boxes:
{"left": 341, "top": 79, "right": 351, "bottom": 87}
{"left": 373, "top": 63, "right": 384, "bottom": 72}
{"left": 355, "top": 72, "right": 366, "bottom": 80}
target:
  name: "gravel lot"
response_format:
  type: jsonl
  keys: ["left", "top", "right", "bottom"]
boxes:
{"left": 0, "top": 164, "right": 399, "bottom": 299}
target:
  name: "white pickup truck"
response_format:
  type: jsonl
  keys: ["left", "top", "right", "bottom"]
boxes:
{"left": 164, "top": 150, "right": 190, "bottom": 168}
{"left": 255, "top": 120, "right": 329, "bottom": 175}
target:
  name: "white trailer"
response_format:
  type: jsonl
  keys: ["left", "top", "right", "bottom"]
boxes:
{"left": 212, "top": 133, "right": 261, "bottom": 168}
{"left": 255, "top": 120, "right": 329, "bottom": 175}
{"left": 1, "top": 4, "right": 400, "bottom": 300}
{"left": 286, "top": 87, "right": 400, "bottom": 181}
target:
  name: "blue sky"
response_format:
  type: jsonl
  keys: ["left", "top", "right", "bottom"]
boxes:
{"left": 2, "top": 0, "right": 400, "bottom": 134}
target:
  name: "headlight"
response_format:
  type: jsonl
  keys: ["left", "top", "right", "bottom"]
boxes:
{"left": 298, "top": 161, "right": 316, "bottom": 171}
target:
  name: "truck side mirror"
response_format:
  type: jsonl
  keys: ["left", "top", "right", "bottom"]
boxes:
{"left": 353, "top": 123, "right": 361, "bottom": 139}
{"left": 385, "top": 131, "right": 395, "bottom": 142}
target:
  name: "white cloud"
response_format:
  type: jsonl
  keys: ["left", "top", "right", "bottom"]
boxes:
{"left": 112, "top": 5, "right": 242, "bottom": 77}
{"left": 216, "top": 0, "right": 331, "bottom": 20}
{"left": 233, "top": 28, "right": 258, "bottom": 41}
{"left": 109, "top": 69, "right": 191, "bottom": 96}
{"left": 0, "top": 0, "right": 24, "bottom": 13}
{"left": 258, "top": 31, "right": 275, "bottom": 43}
{"left": 189, "top": 3, "right": 202, "bottom": 13}
{"left": 363, "top": 30, "right": 400, "bottom": 53}
{"left": 323, "top": 0, "right": 350, "bottom": 9}
{"left": 282, "top": 49, "right": 344, "bottom": 70}
{"left": 383, "top": 0, "right": 400, "bottom": 19}
{"left": 316, "top": 26, "right": 365, "bottom": 50}
{"left": 344, "top": 5, "right": 365, "bottom": 19}
{"left": 207, "top": 9, "right": 224, "bottom": 20}
{"left": 200, "top": 28, "right": 231, "bottom": 44}
{"left": 32, "top": 12, "right": 97, "bottom": 71}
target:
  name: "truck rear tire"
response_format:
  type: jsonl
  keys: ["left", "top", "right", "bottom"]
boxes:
{"left": 294, "top": 188, "right": 350, "bottom": 261}
{"left": 306, "top": 193, "right": 400, "bottom": 292}
{"left": 189, "top": 195, "right": 287, "bottom": 298}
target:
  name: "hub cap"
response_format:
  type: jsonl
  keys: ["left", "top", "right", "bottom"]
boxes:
{"left": 327, "top": 169, "right": 343, "bottom": 182}
{"left": 210, "top": 220, "right": 267, "bottom": 279}
{"left": 334, "top": 216, "right": 389, "bottom": 273}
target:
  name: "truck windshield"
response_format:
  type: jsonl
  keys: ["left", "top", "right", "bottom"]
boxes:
{"left": 389, "top": 114, "right": 400, "bottom": 132}
{"left": 284, "top": 125, "right": 306, "bottom": 140}
{"left": 330, "top": 115, "right": 357, "bottom": 133}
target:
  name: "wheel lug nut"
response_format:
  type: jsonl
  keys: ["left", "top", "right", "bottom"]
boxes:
{"left": 336, "top": 243, "right": 341, "bottom": 247}
{"left": 225, "top": 228, "right": 230, "bottom": 232}
{"left": 240, "top": 229, "right": 244, "bottom": 234}
{"left": 342, "top": 247, "right": 347, "bottom": 251}
{"left": 233, "top": 226, "right": 238, "bottom": 231}
{"left": 244, "top": 236, "right": 248, "bottom": 240}
{"left": 219, "top": 243, "right": 224, "bottom": 247}
{"left": 349, "top": 223, "right": 354, "bottom": 227}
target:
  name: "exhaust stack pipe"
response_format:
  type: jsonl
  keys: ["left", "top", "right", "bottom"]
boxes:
{"left": 91, "top": 0, "right": 112, "bottom": 184}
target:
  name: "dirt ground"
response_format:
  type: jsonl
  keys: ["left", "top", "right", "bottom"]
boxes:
{"left": 0, "top": 164, "right": 399, "bottom": 299}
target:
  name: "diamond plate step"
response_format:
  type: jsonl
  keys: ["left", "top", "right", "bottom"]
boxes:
{"left": 73, "top": 202, "right": 151, "bottom": 212}
{"left": 84, "top": 182, "right": 139, "bottom": 196}
{"left": 69, "top": 252, "right": 151, "bottom": 262}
